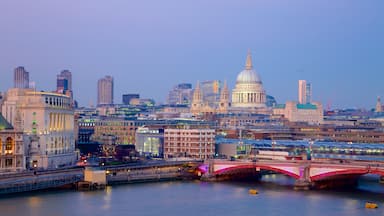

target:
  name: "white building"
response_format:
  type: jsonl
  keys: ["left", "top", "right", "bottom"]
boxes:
{"left": 1, "top": 88, "right": 77, "bottom": 169}
{"left": 298, "top": 80, "right": 312, "bottom": 104}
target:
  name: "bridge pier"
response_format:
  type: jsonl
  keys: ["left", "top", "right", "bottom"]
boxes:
{"left": 294, "top": 164, "right": 312, "bottom": 190}
{"left": 294, "top": 179, "right": 312, "bottom": 190}
{"left": 380, "top": 176, "right": 384, "bottom": 184}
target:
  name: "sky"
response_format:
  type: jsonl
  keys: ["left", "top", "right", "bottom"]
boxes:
{"left": 0, "top": 0, "right": 383, "bottom": 109}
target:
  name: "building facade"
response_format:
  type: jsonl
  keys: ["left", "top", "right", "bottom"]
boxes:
{"left": 0, "top": 113, "right": 25, "bottom": 172}
{"left": 97, "top": 76, "right": 114, "bottom": 106}
{"left": 14, "top": 66, "right": 29, "bottom": 89}
{"left": 298, "top": 80, "right": 312, "bottom": 104}
{"left": 164, "top": 127, "right": 215, "bottom": 159}
{"left": 273, "top": 101, "right": 324, "bottom": 124}
{"left": 190, "top": 81, "right": 230, "bottom": 116}
{"left": 93, "top": 118, "right": 138, "bottom": 145}
{"left": 1, "top": 88, "right": 77, "bottom": 169}
{"left": 135, "top": 126, "right": 164, "bottom": 157}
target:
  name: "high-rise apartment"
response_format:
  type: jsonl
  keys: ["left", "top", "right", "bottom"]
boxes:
{"left": 14, "top": 66, "right": 29, "bottom": 88}
{"left": 298, "top": 80, "right": 312, "bottom": 104}
{"left": 97, "top": 76, "right": 114, "bottom": 106}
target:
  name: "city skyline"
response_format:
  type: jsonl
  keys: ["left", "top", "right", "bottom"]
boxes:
{"left": 0, "top": 1, "right": 383, "bottom": 109}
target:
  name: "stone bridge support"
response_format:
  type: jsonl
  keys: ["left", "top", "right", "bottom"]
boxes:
{"left": 294, "top": 163, "right": 312, "bottom": 190}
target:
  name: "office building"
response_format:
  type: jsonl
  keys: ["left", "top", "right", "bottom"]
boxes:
{"left": 201, "top": 80, "right": 221, "bottom": 107}
{"left": 93, "top": 118, "right": 137, "bottom": 145}
{"left": 122, "top": 94, "right": 140, "bottom": 105}
{"left": 57, "top": 70, "right": 73, "bottom": 99}
{"left": 97, "top": 76, "right": 114, "bottom": 106}
{"left": 14, "top": 67, "right": 29, "bottom": 89}
{"left": 298, "top": 80, "right": 312, "bottom": 104}
{"left": 167, "top": 83, "right": 193, "bottom": 105}
{"left": 135, "top": 126, "right": 164, "bottom": 157}
{"left": 273, "top": 101, "right": 323, "bottom": 124}
{"left": 164, "top": 126, "right": 215, "bottom": 159}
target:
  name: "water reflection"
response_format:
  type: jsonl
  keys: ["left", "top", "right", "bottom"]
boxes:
{"left": 1, "top": 176, "right": 384, "bottom": 216}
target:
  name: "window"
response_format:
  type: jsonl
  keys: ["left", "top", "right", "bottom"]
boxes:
{"left": 6, "top": 137, "right": 13, "bottom": 151}
{"left": 5, "top": 159, "right": 12, "bottom": 167}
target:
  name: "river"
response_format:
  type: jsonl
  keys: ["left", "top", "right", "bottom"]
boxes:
{"left": 1, "top": 175, "right": 384, "bottom": 216}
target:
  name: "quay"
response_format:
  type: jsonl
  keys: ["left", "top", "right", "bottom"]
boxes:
{"left": 0, "top": 160, "right": 202, "bottom": 195}
{"left": 0, "top": 167, "right": 83, "bottom": 195}
{"left": 4, "top": 157, "right": 384, "bottom": 195}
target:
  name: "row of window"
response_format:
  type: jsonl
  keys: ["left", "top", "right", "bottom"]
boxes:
{"left": 45, "top": 96, "right": 71, "bottom": 108}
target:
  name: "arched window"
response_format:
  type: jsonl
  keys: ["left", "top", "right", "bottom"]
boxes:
{"left": 6, "top": 137, "right": 13, "bottom": 151}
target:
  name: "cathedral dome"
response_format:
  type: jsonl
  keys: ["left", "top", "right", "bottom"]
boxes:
{"left": 231, "top": 50, "right": 267, "bottom": 109}
{"left": 236, "top": 51, "right": 261, "bottom": 83}
{"left": 236, "top": 69, "right": 261, "bottom": 83}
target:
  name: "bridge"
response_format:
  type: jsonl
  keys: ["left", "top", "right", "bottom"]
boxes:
{"left": 199, "top": 159, "right": 384, "bottom": 190}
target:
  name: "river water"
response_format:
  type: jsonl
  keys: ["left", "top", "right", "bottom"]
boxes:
{"left": 1, "top": 175, "right": 384, "bottom": 216}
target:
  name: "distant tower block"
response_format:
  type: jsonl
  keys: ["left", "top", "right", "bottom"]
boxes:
{"left": 376, "top": 96, "right": 382, "bottom": 113}
{"left": 14, "top": 66, "right": 30, "bottom": 88}
{"left": 97, "top": 76, "right": 114, "bottom": 106}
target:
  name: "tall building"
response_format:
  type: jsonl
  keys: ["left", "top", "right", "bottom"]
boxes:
{"left": 231, "top": 51, "right": 266, "bottom": 109}
{"left": 376, "top": 96, "right": 382, "bottom": 113}
{"left": 200, "top": 80, "right": 221, "bottom": 107}
{"left": 122, "top": 94, "right": 140, "bottom": 105}
{"left": 167, "top": 83, "right": 193, "bottom": 105}
{"left": 298, "top": 80, "right": 312, "bottom": 104}
{"left": 306, "top": 82, "right": 312, "bottom": 104}
{"left": 1, "top": 88, "right": 77, "bottom": 169}
{"left": 14, "top": 66, "right": 29, "bottom": 89}
{"left": 97, "top": 76, "right": 114, "bottom": 106}
{"left": 57, "top": 70, "right": 72, "bottom": 94}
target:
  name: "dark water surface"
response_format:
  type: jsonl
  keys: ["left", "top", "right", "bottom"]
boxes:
{"left": 1, "top": 175, "right": 384, "bottom": 216}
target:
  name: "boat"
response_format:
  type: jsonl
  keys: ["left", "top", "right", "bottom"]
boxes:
{"left": 248, "top": 189, "right": 258, "bottom": 195}
{"left": 365, "top": 202, "right": 378, "bottom": 209}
